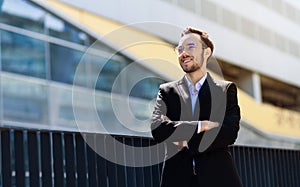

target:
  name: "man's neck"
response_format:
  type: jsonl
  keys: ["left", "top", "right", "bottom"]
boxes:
{"left": 186, "top": 70, "right": 206, "bottom": 86}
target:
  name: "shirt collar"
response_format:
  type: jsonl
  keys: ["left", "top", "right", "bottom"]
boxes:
{"left": 184, "top": 73, "right": 207, "bottom": 90}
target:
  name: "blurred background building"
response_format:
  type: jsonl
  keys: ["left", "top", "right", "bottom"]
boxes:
{"left": 0, "top": 0, "right": 300, "bottom": 149}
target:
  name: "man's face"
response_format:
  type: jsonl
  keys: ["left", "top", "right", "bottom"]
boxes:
{"left": 176, "top": 33, "right": 206, "bottom": 73}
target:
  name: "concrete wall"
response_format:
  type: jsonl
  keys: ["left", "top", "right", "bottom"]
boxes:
{"left": 237, "top": 121, "right": 300, "bottom": 149}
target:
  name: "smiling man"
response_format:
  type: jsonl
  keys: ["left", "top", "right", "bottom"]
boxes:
{"left": 151, "top": 27, "right": 242, "bottom": 187}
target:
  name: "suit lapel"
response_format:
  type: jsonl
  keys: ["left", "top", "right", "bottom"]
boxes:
{"left": 176, "top": 78, "right": 193, "bottom": 119}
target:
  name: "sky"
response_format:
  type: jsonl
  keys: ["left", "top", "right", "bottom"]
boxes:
{"left": 284, "top": 0, "right": 300, "bottom": 10}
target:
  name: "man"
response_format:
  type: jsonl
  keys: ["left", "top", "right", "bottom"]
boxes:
{"left": 151, "top": 27, "right": 242, "bottom": 187}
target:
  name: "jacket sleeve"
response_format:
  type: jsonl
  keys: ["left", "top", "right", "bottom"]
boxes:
{"left": 150, "top": 86, "right": 198, "bottom": 143}
{"left": 198, "top": 83, "right": 240, "bottom": 152}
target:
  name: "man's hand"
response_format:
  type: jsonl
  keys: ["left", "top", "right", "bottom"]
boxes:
{"left": 200, "top": 120, "right": 219, "bottom": 132}
{"left": 161, "top": 115, "right": 188, "bottom": 150}
{"left": 161, "top": 115, "right": 170, "bottom": 121}
{"left": 172, "top": 140, "right": 188, "bottom": 151}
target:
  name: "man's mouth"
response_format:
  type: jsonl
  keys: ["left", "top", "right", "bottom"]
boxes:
{"left": 182, "top": 57, "right": 193, "bottom": 64}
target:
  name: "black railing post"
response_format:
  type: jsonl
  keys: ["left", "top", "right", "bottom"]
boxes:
{"left": 40, "top": 131, "right": 52, "bottom": 187}
{"left": 75, "top": 133, "right": 88, "bottom": 187}
{"left": 142, "top": 138, "right": 152, "bottom": 187}
{"left": 296, "top": 150, "right": 300, "bottom": 187}
{"left": 148, "top": 138, "right": 164, "bottom": 187}
{"left": 28, "top": 131, "right": 40, "bottom": 187}
{"left": 115, "top": 136, "right": 126, "bottom": 187}
{"left": 95, "top": 134, "right": 108, "bottom": 187}
{"left": 1, "top": 129, "right": 12, "bottom": 187}
{"left": 124, "top": 137, "right": 137, "bottom": 187}
{"left": 52, "top": 132, "right": 64, "bottom": 187}
{"left": 64, "top": 133, "right": 76, "bottom": 187}
{"left": 134, "top": 137, "right": 145, "bottom": 187}
{"left": 86, "top": 133, "right": 98, "bottom": 187}
{"left": 106, "top": 135, "right": 118, "bottom": 187}
{"left": 14, "top": 130, "right": 25, "bottom": 187}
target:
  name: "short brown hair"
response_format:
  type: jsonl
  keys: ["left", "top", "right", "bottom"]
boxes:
{"left": 181, "top": 27, "right": 214, "bottom": 54}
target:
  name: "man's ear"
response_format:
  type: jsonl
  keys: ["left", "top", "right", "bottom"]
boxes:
{"left": 204, "top": 47, "right": 212, "bottom": 60}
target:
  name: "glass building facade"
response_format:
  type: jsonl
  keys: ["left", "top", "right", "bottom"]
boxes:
{"left": 0, "top": 0, "right": 164, "bottom": 136}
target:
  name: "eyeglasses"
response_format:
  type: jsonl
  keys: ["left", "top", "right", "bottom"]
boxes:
{"left": 174, "top": 42, "right": 205, "bottom": 55}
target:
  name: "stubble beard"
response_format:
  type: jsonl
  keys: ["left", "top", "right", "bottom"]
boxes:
{"left": 182, "top": 63, "right": 200, "bottom": 73}
{"left": 181, "top": 54, "right": 204, "bottom": 73}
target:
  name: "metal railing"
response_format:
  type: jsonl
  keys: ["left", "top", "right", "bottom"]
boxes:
{"left": 1, "top": 127, "right": 299, "bottom": 187}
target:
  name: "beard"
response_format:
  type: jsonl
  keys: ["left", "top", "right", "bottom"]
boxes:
{"left": 181, "top": 63, "right": 200, "bottom": 73}
{"left": 181, "top": 54, "right": 204, "bottom": 73}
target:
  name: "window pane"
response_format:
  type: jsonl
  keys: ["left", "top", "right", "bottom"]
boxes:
{"left": 48, "top": 83, "right": 77, "bottom": 130}
{"left": 82, "top": 53, "right": 107, "bottom": 89}
{"left": 96, "top": 57, "right": 128, "bottom": 93}
{"left": 45, "top": 13, "right": 94, "bottom": 45}
{"left": 1, "top": 75, "right": 48, "bottom": 124}
{"left": 127, "top": 65, "right": 164, "bottom": 100}
{"left": 130, "top": 77, "right": 164, "bottom": 100}
{"left": 0, "top": 0, "right": 45, "bottom": 33}
{"left": 50, "top": 43, "right": 85, "bottom": 86}
{"left": 1, "top": 30, "right": 46, "bottom": 78}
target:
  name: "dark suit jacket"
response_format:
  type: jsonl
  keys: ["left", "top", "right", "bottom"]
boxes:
{"left": 151, "top": 73, "right": 242, "bottom": 187}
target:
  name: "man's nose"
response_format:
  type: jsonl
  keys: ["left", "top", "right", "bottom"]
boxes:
{"left": 179, "top": 50, "right": 189, "bottom": 57}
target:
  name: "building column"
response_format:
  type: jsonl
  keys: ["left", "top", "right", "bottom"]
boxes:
{"left": 252, "top": 73, "right": 262, "bottom": 103}
{"left": 239, "top": 72, "right": 262, "bottom": 103}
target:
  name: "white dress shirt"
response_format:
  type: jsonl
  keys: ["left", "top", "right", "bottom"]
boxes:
{"left": 184, "top": 73, "right": 207, "bottom": 134}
